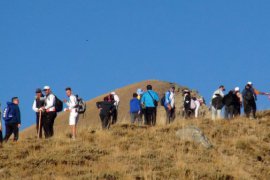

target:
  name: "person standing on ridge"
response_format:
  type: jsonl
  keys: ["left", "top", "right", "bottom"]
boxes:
{"left": 211, "top": 85, "right": 225, "bottom": 120}
{"left": 39, "top": 86, "right": 57, "bottom": 138}
{"left": 242, "top": 83, "right": 257, "bottom": 119}
{"left": 32, "top": 88, "right": 45, "bottom": 138}
{"left": 141, "top": 85, "right": 159, "bottom": 126}
{"left": 129, "top": 93, "right": 142, "bottom": 125}
{"left": 3, "top": 97, "right": 21, "bottom": 142}
{"left": 64, "top": 87, "right": 79, "bottom": 140}
{"left": 110, "top": 92, "right": 120, "bottom": 124}
{"left": 234, "top": 87, "right": 243, "bottom": 116}
{"left": 164, "top": 86, "right": 176, "bottom": 124}
{"left": 96, "top": 97, "right": 116, "bottom": 129}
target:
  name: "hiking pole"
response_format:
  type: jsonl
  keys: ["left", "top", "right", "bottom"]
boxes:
{"left": 37, "top": 111, "right": 42, "bottom": 139}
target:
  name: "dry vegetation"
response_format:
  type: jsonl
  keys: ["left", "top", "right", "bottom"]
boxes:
{"left": 1, "top": 117, "right": 270, "bottom": 180}
{"left": 1, "top": 81, "right": 270, "bottom": 179}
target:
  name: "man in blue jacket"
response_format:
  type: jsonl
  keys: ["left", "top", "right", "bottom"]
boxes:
{"left": 4, "top": 97, "right": 21, "bottom": 142}
{"left": 141, "top": 85, "right": 159, "bottom": 126}
{"left": 130, "top": 93, "right": 142, "bottom": 125}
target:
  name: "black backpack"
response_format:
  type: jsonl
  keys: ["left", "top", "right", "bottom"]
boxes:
{"left": 76, "top": 95, "right": 86, "bottom": 114}
{"left": 54, "top": 96, "right": 63, "bottom": 113}
{"left": 244, "top": 90, "right": 254, "bottom": 101}
{"left": 212, "top": 94, "right": 224, "bottom": 109}
{"left": 223, "top": 93, "right": 233, "bottom": 106}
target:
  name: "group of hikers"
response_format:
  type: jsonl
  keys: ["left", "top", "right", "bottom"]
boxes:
{"left": 0, "top": 86, "right": 86, "bottom": 143}
{"left": 211, "top": 82, "right": 264, "bottom": 120}
{"left": 0, "top": 81, "right": 266, "bottom": 143}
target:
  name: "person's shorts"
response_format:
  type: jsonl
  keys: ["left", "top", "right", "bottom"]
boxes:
{"left": 69, "top": 112, "right": 79, "bottom": 126}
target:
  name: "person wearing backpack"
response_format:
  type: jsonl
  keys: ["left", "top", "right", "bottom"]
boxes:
{"left": 3, "top": 97, "right": 21, "bottom": 142}
{"left": 0, "top": 103, "right": 3, "bottom": 144}
{"left": 64, "top": 87, "right": 79, "bottom": 140}
{"left": 223, "top": 90, "right": 238, "bottom": 120}
{"left": 211, "top": 85, "right": 225, "bottom": 120}
{"left": 164, "top": 87, "right": 175, "bottom": 124}
{"left": 96, "top": 96, "right": 116, "bottom": 129}
{"left": 183, "top": 90, "right": 192, "bottom": 119}
{"left": 141, "top": 85, "right": 159, "bottom": 126}
{"left": 129, "top": 93, "right": 142, "bottom": 125}
{"left": 32, "top": 88, "right": 45, "bottom": 138}
{"left": 242, "top": 84, "right": 256, "bottom": 119}
{"left": 39, "top": 86, "right": 57, "bottom": 138}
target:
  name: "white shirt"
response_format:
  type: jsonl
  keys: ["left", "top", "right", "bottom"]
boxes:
{"left": 212, "top": 89, "right": 224, "bottom": 99}
{"left": 170, "top": 92, "right": 175, "bottom": 108}
{"left": 45, "top": 94, "right": 56, "bottom": 112}
{"left": 66, "top": 94, "right": 78, "bottom": 113}
{"left": 113, "top": 94, "right": 120, "bottom": 106}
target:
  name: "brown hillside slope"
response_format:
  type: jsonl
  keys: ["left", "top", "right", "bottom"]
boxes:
{"left": 22, "top": 80, "right": 203, "bottom": 138}
{"left": 1, "top": 118, "right": 270, "bottom": 179}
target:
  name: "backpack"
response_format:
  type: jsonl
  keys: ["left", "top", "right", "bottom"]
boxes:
{"left": 184, "top": 95, "right": 191, "bottom": 109}
{"left": 244, "top": 90, "right": 254, "bottom": 101}
{"left": 3, "top": 104, "right": 14, "bottom": 122}
{"left": 212, "top": 94, "right": 224, "bottom": 109}
{"left": 190, "top": 99, "right": 196, "bottom": 110}
{"left": 223, "top": 93, "right": 234, "bottom": 106}
{"left": 76, "top": 95, "right": 86, "bottom": 114}
{"left": 54, "top": 96, "right": 63, "bottom": 113}
{"left": 160, "top": 91, "right": 170, "bottom": 107}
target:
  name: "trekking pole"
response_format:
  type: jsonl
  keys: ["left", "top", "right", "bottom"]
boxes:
{"left": 37, "top": 111, "right": 42, "bottom": 139}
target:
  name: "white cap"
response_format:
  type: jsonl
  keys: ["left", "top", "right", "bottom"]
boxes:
{"left": 43, "top": 86, "right": 50, "bottom": 91}
{"left": 111, "top": 92, "right": 116, "bottom": 95}
{"left": 247, "top": 81, "right": 252, "bottom": 85}
{"left": 235, "top": 87, "right": 240, "bottom": 91}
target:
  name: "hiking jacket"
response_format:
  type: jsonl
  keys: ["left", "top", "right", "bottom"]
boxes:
{"left": 130, "top": 98, "right": 141, "bottom": 113}
{"left": 212, "top": 89, "right": 225, "bottom": 99}
{"left": 5, "top": 102, "right": 21, "bottom": 125}
{"left": 45, "top": 93, "right": 56, "bottom": 112}
{"left": 141, "top": 90, "right": 159, "bottom": 108}
{"left": 242, "top": 88, "right": 257, "bottom": 101}
{"left": 96, "top": 101, "right": 116, "bottom": 116}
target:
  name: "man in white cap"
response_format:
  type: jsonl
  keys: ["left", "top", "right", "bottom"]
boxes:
{"left": 234, "top": 87, "right": 243, "bottom": 116}
{"left": 39, "top": 86, "right": 57, "bottom": 138}
{"left": 110, "top": 92, "right": 120, "bottom": 124}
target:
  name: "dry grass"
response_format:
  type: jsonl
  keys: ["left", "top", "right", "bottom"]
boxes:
{"left": 1, "top": 117, "right": 270, "bottom": 180}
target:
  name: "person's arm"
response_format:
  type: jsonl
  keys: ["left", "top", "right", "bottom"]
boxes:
{"left": 155, "top": 92, "right": 159, "bottom": 101}
{"left": 32, "top": 100, "right": 38, "bottom": 112}
{"left": 45, "top": 95, "right": 55, "bottom": 110}
{"left": 165, "top": 92, "right": 170, "bottom": 104}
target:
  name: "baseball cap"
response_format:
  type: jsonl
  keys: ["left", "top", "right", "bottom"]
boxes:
{"left": 43, "top": 86, "right": 50, "bottom": 91}
{"left": 247, "top": 82, "right": 252, "bottom": 85}
{"left": 235, "top": 87, "right": 240, "bottom": 92}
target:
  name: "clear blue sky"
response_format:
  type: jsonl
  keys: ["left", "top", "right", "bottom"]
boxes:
{"left": 1, "top": 1, "right": 270, "bottom": 130}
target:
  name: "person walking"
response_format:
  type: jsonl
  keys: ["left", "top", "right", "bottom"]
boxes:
{"left": 110, "top": 92, "right": 120, "bottom": 124}
{"left": 223, "top": 90, "right": 237, "bottom": 120}
{"left": 64, "top": 87, "right": 79, "bottom": 140}
{"left": 32, "top": 88, "right": 45, "bottom": 138}
{"left": 3, "top": 97, "right": 21, "bottom": 142}
{"left": 96, "top": 97, "right": 116, "bottom": 129}
{"left": 211, "top": 85, "right": 225, "bottom": 120}
{"left": 141, "top": 85, "right": 159, "bottom": 126}
{"left": 129, "top": 93, "right": 142, "bottom": 125}
{"left": 39, "top": 86, "right": 57, "bottom": 138}
{"left": 242, "top": 84, "right": 257, "bottom": 119}
{"left": 183, "top": 90, "right": 192, "bottom": 119}
{"left": 164, "top": 87, "right": 176, "bottom": 124}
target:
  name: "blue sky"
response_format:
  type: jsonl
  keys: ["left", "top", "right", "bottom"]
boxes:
{"left": 1, "top": 1, "right": 270, "bottom": 130}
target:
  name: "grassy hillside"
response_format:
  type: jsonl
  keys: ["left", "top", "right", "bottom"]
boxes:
{"left": 1, "top": 118, "right": 270, "bottom": 179}
{"left": 1, "top": 80, "right": 269, "bottom": 179}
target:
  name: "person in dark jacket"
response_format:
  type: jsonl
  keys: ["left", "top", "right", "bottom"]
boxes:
{"left": 32, "top": 88, "right": 45, "bottom": 138}
{"left": 4, "top": 97, "right": 21, "bottom": 142}
{"left": 130, "top": 93, "right": 142, "bottom": 125}
{"left": 242, "top": 84, "right": 257, "bottom": 119}
{"left": 183, "top": 90, "right": 192, "bottom": 119}
{"left": 96, "top": 97, "right": 116, "bottom": 129}
{"left": 223, "top": 90, "right": 238, "bottom": 120}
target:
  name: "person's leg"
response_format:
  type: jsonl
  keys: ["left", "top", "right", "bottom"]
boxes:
{"left": 99, "top": 114, "right": 105, "bottom": 129}
{"left": 165, "top": 108, "right": 170, "bottom": 124}
{"left": 195, "top": 106, "right": 199, "bottom": 118}
{"left": 152, "top": 108, "right": 157, "bottom": 126}
{"left": 171, "top": 107, "right": 176, "bottom": 122}
{"left": 145, "top": 108, "right": 150, "bottom": 125}
{"left": 224, "top": 106, "right": 228, "bottom": 119}
{"left": 252, "top": 101, "right": 257, "bottom": 119}
{"left": 36, "top": 113, "right": 39, "bottom": 135}
{"left": 13, "top": 124, "right": 19, "bottom": 142}
{"left": 43, "top": 113, "right": 50, "bottom": 138}
{"left": 4, "top": 124, "right": 13, "bottom": 142}
{"left": 211, "top": 106, "right": 216, "bottom": 120}
{"left": 217, "top": 109, "right": 222, "bottom": 119}
{"left": 130, "top": 113, "right": 135, "bottom": 124}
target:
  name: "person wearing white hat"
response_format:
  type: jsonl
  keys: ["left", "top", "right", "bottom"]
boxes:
{"left": 242, "top": 84, "right": 257, "bottom": 119}
{"left": 110, "top": 92, "right": 120, "bottom": 124}
{"left": 234, "top": 87, "right": 243, "bottom": 116}
{"left": 39, "top": 86, "right": 57, "bottom": 138}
